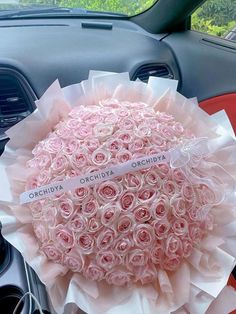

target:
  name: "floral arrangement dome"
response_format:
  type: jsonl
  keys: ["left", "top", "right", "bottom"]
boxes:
{"left": 0, "top": 72, "right": 236, "bottom": 314}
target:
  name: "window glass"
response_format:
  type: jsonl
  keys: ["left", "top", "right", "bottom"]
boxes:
{"left": 0, "top": 0, "right": 158, "bottom": 16}
{"left": 192, "top": 0, "right": 236, "bottom": 42}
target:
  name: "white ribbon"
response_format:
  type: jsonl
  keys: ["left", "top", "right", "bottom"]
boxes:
{"left": 20, "top": 152, "right": 170, "bottom": 204}
{"left": 20, "top": 137, "right": 211, "bottom": 204}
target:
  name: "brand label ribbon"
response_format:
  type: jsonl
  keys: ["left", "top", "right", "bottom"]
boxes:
{"left": 20, "top": 151, "right": 170, "bottom": 204}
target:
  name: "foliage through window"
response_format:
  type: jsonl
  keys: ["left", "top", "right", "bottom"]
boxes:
{"left": 0, "top": 0, "right": 157, "bottom": 16}
{"left": 192, "top": 0, "right": 236, "bottom": 41}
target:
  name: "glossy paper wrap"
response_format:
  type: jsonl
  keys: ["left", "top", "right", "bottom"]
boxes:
{"left": 0, "top": 71, "right": 236, "bottom": 314}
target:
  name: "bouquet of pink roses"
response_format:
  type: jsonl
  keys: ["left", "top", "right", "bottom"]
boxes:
{"left": 0, "top": 71, "right": 236, "bottom": 314}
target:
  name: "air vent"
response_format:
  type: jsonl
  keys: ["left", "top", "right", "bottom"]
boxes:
{"left": 132, "top": 64, "right": 174, "bottom": 83}
{"left": 0, "top": 75, "right": 32, "bottom": 129}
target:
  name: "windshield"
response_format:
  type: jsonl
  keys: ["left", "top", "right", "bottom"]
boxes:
{"left": 0, "top": 0, "right": 158, "bottom": 16}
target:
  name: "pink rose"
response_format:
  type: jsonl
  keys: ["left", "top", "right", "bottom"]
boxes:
{"left": 51, "top": 156, "right": 68, "bottom": 174}
{"left": 54, "top": 225, "right": 75, "bottom": 250}
{"left": 156, "top": 163, "right": 170, "bottom": 179}
{"left": 88, "top": 218, "right": 102, "bottom": 233}
{"left": 97, "top": 228, "right": 116, "bottom": 250}
{"left": 66, "top": 169, "right": 80, "bottom": 178}
{"left": 66, "top": 118, "right": 79, "bottom": 129}
{"left": 152, "top": 220, "right": 170, "bottom": 239}
{"left": 151, "top": 133, "right": 165, "bottom": 146}
{"left": 97, "top": 181, "right": 120, "bottom": 202}
{"left": 104, "top": 113, "right": 119, "bottom": 124}
{"left": 96, "top": 251, "right": 120, "bottom": 270}
{"left": 133, "top": 206, "right": 151, "bottom": 223}
{"left": 26, "top": 158, "right": 40, "bottom": 169}
{"left": 107, "top": 138, "right": 123, "bottom": 153}
{"left": 131, "top": 110, "right": 144, "bottom": 123}
{"left": 42, "top": 244, "right": 62, "bottom": 262}
{"left": 171, "top": 197, "right": 187, "bottom": 217}
{"left": 145, "top": 145, "right": 163, "bottom": 155}
{"left": 55, "top": 125, "right": 71, "bottom": 139}
{"left": 74, "top": 124, "right": 93, "bottom": 139}
{"left": 189, "top": 223, "right": 204, "bottom": 244}
{"left": 84, "top": 137, "right": 100, "bottom": 152}
{"left": 124, "top": 173, "right": 142, "bottom": 191}
{"left": 119, "top": 118, "right": 136, "bottom": 130}
{"left": 101, "top": 203, "right": 121, "bottom": 226}
{"left": 151, "top": 197, "right": 169, "bottom": 220}
{"left": 68, "top": 214, "right": 87, "bottom": 232}
{"left": 91, "top": 149, "right": 110, "bottom": 166}
{"left": 26, "top": 175, "right": 39, "bottom": 190}
{"left": 165, "top": 233, "right": 182, "bottom": 257}
{"left": 163, "top": 256, "right": 180, "bottom": 271}
{"left": 32, "top": 143, "right": 43, "bottom": 155}
{"left": 30, "top": 201, "right": 44, "bottom": 219}
{"left": 37, "top": 153, "right": 52, "bottom": 168}
{"left": 159, "top": 125, "right": 175, "bottom": 139}
{"left": 172, "top": 169, "right": 186, "bottom": 184}
{"left": 45, "top": 136, "right": 63, "bottom": 154}
{"left": 117, "top": 215, "right": 134, "bottom": 233}
{"left": 136, "top": 123, "right": 151, "bottom": 137}
{"left": 145, "top": 170, "right": 160, "bottom": 185}
{"left": 188, "top": 206, "right": 200, "bottom": 221}
{"left": 147, "top": 118, "right": 159, "bottom": 130}
{"left": 141, "top": 107, "right": 154, "bottom": 115}
{"left": 73, "top": 187, "right": 91, "bottom": 202}
{"left": 71, "top": 150, "right": 88, "bottom": 169}
{"left": 157, "top": 112, "right": 174, "bottom": 123}
{"left": 128, "top": 139, "right": 144, "bottom": 153}
{"left": 197, "top": 184, "right": 216, "bottom": 205}
{"left": 182, "top": 240, "right": 193, "bottom": 258}
{"left": 68, "top": 107, "right": 80, "bottom": 118}
{"left": 86, "top": 112, "right": 103, "bottom": 125}
{"left": 116, "top": 150, "right": 132, "bottom": 163}
{"left": 93, "top": 123, "right": 113, "bottom": 139}
{"left": 77, "top": 233, "right": 94, "bottom": 254}
{"left": 38, "top": 170, "right": 51, "bottom": 186}
{"left": 120, "top": 191, "right": 136, "bottom": 211}
{"left": 136, "top": 265, "right": 157, "bottom": 284}
{"left": 64, "top": 139, "right": 78, "bottom": 155}
{"left": 137, "top": 188, "right": 156, "bottom": 203}
{"left": 63, "top": 252, "right": 84, "bottom": 272}
{"left": 173, "top": 122, "right": 184, "bottom": 136}
{"left": 150, "top": 244, "right": 164, "bottom": 264}
{"left": 133, "top": 224, "right": 155, "bottom": 248}
{"left": 33, "top": 222, "right": 48, "bottom": 243}
{"left": 162, "top": 180, "right": 177, "bottom": 195}
{"left": 114, "top": 236, "right": 133, "bottom": 255}
{"left": 81, "top": 197, "right": 98, "bottom": 218}
{"left": 117, "top": 131, "right": 133, "bottom": 144}
{"left": 84, "top": 263, "right": 105, "bottom": 281}
{"left": 117, "top": 107, "right": 130, "bottom": 118}
{"left": 128, "top": 249, "right": 148, "bottom": 266}
{"left": 105, "top": 269, "right": 132, "bottom": 286}
{"left": 42, "top": 205, "right": 57, "bottom": 227}
{"left": 181, "top": 183, "right": 194, "bottom": 201}
{"left": 59, "top": 198, "right": 74, "bottom": 219}
{"left": 172, "top": 218, "right": 188, "bottom": 236}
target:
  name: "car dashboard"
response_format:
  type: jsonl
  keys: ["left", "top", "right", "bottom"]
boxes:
{"left": 0, "top": 18, "right": 181, "bottom": 152}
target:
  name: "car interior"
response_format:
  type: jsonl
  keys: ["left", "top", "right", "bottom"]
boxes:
{"left": 0, "top": 0, "right": 235, "bottom": 313}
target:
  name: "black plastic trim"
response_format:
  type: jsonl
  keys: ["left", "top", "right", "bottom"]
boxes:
{"left": 201, "top": 38, "right": 236, "bottom": 51}
{"left": 81, "top": 21, "right": 113, "bottom": 30}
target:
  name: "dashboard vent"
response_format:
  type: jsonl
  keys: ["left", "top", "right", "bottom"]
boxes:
{"left": 132, "top": 64, "right": 174, "bottom": 83}
{"left": 0, "top": 75, "right": 32, "bottom": 129}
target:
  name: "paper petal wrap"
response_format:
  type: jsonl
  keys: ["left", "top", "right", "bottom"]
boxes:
{"left": 0, "top": 71, "right": 236, "bottom": 314}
